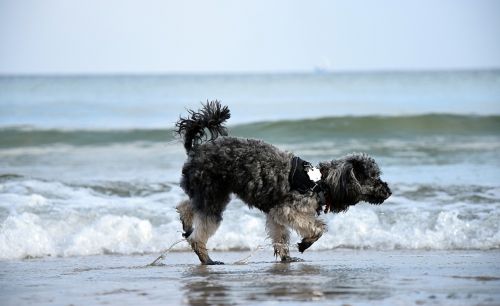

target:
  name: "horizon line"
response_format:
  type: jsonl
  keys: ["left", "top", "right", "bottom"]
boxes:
{"left": 1, "top": 67, "right": 500, "bottom": 78}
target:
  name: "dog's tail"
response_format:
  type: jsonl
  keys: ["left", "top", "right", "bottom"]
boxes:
{"left": 175, "top": 100, "right": 231, "bottom": 152}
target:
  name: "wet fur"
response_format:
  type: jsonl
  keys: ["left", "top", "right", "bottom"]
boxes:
{"left": 175, "top": 101, "right": 391, "bottom": 264}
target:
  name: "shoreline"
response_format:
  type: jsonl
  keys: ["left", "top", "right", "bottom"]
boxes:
{"left": 1, "top": 249, "right": 499, "bottom": 305}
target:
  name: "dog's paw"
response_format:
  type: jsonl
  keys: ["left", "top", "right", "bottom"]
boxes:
{"left": 204, "top": 260, "right": 224, "bottom": 265}
{"left": 297, "top": 241, "right": 313, "bottom": 253}
{"left": 281, "top": 256, "right": 305, "bottom": 263}
{"left": 182, "top": 228, "right": 193, "bottom": 238}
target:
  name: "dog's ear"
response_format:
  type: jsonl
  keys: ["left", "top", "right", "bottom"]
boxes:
{"left": 337, "top": 161, "right": 359, "bottom": 212}
{"left": 319, "top": 160, "right": 354, "bottom": 192}
{"left": 321, "top": 160, "right": 358, "bottom": 212}
{"left": 349, "top": 158, "right": 368, "bottom": 182}
{"left": 334, "top": 161, "right": 355, "bottom": 202}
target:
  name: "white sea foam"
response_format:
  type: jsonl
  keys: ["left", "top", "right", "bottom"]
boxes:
{"left": 315, "top": 205, "right": 500, "bottom": 250}
{"left": 1, "top": 177, "right": 499, "bottom": 260}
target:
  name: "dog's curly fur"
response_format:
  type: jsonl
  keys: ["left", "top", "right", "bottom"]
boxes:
{"left": 175, "top": 101, "right": 391, "bottom": 264}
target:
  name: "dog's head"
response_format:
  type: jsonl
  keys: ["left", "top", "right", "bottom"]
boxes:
{"left": 319, "top": 153, "right": 391, "bottom": 213}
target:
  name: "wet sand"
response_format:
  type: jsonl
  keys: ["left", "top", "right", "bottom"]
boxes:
{"left": 1, "top": 249, "right": 499, "bottom": 306}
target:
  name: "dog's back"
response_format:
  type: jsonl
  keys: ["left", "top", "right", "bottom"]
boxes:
{"left": 181, "top": 136, "right": 293, "bottom": 214}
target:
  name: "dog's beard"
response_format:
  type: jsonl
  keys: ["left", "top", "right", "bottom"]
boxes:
{"left": 328, "top": 182, "right": 390, "bottom": 212}
{"left": 364, "top": 195, "right": 386, "bottom": 205}
{"left": 329, "top": 188, "right": 360, "bottom": 213}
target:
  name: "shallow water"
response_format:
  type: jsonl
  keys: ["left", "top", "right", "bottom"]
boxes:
{"left": 1, "top": 250, "right": 499, "bottom": 306}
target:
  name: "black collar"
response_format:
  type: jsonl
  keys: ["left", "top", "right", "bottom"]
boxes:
{"left": 289, "top": 156, "right": 332, "bottom": 214}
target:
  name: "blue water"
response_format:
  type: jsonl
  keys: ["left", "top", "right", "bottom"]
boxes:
{"left": 1, "top": 71, "right": 499, "bottom": 128}
{"left": 0, "top": 71, "right": 499, "bottom": 259}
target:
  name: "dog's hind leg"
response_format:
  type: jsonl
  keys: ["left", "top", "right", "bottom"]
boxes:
{"left": 176, "top": 199, "right": 194, "bottom": 238}
{"left": 266, "top": 214, "right": 303, "bottom": 262}
{"left": 180, "top": 167, "right": 231, "bottom": 264}
{"left": 187, "top": 212, "right": 223, "bottom": 265}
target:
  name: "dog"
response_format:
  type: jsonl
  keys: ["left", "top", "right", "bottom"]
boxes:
{"left": 175, "top": 101, "right": 391, "bottom": 264}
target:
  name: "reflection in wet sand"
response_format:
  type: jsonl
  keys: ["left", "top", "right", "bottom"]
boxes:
{"left": 181, "top": 262, "right": 390, "bottom": 305}
{"left": 1, "top": 251, "right": 499, "bottom": 305}
{"left": 182, "top": 265, "right": 231, "bottom": 305}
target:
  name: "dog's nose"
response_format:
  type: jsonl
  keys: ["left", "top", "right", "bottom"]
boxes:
{"left": 384, "top": 186, "right": 392, "bottom": 198}
{"left": 379, "top": 181, "right": 391, "bottom": 198}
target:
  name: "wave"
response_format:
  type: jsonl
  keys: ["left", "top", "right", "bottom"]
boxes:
{"left": 1, "top": 177, "right": 499, "bottom": 260}
{"left": 232, "top": 114, "right": 500, "bottom": 143}
{"left": 1, "top": 114, "right": 499, "bottom": 148}
{"left": 0, "top": 128, "right": 174, "bottom": 148}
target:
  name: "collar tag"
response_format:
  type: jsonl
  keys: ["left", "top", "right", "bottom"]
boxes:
{"left": 306, "top": 166, "right": 322, "bottom": 182}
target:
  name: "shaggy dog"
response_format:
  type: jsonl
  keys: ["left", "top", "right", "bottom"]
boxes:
{"left": 175, "top": 101, "right": 391, "bottom": 264}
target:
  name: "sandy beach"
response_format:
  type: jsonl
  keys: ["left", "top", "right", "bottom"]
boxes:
{"left": 1, "top": 249, "right": 499, "bottom": 306}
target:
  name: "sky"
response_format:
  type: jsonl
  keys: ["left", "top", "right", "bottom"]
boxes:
{"left": 0, "top": 0, "right": 499, "bottom": 74}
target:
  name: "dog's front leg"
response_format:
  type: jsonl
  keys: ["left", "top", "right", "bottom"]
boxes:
{"left": 297, "top": 234, "right": 322, "bottom": 253}
{"left": 272, "top": 204, "right": 326, "bottom": 254}
{"left": 297, "top": 217, "right": 326, "bottom": 253}
{"left": 267, "top": 211, "right": 304, "bottom": 262}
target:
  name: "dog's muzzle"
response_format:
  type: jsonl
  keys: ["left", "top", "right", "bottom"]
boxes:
{"left": 365, "top": 181, "right": 391, "bottom": 204}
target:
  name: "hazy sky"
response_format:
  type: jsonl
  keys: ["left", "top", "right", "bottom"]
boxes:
{"left": 1, "top": 0, "right": 499, "bottom": 74}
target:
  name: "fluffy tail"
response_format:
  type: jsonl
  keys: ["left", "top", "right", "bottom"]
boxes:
{"left": 175, "top": 100, "right": 231, "bottom": 152}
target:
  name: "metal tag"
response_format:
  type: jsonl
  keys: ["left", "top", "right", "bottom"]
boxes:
{"left": 306, "top": 167, "right": 322, "bottom": 182}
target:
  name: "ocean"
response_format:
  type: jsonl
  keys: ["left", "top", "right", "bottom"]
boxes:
{"left": 1, "top": 71, "right": 500, "bottom": 260}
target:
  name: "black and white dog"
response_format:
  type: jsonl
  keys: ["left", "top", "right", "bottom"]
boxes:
{"left": 175, "top": 101, "right": 391, "bottom": 264}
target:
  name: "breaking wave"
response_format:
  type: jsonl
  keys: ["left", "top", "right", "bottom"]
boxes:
{"left": 0, "top": 177, "right": 499, "bottom": 260}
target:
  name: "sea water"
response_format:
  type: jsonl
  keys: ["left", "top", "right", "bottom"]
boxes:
{"left": 1, "top": 71, "right": 500, "bottom": 260}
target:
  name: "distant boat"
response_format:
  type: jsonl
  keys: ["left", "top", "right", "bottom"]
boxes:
{"left": 314, "top": 57, "right": 332, "bottom": 74}
{"left": 313, "top": 66, "right": 330, "bottom": 74}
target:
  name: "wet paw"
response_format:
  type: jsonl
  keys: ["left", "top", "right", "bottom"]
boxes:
{"left": 281, "top": 256, "right": 305, "bottom": 263}
{"left": 297, "top": 241, "right": 313, "bottom": 253}
{"left": 204, "top": 260, "right": 224, "bottom": 265}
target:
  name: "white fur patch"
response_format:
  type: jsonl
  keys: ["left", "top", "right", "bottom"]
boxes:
{"left": 307, "top": 167, "right": 322, "bottom": 182}
{"left": 189, "top": 214, "right": 219, "bottom": 243}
